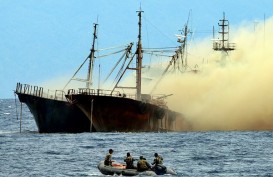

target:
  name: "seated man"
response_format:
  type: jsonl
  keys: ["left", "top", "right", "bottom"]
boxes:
{"left": 152, "top": 153, "right": 166, "bottom": 175}
{"left": 104, "top": 149, "right": 114, "bottom": 166}
{"left": 124, "top": 152, "right": 136, "bottom": 169}
{"left": 137, "top": 156, "right": 151, "bottom": 172}
{"left": 152, "top": 153, "right": 163, "bottom": 166}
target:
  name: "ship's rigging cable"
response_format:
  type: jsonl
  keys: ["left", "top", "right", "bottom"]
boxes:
{"left": 62, "top": 45, "right": 129, "bottom": 90}
{"left": 144, "top": 52, "right": 173, "bottom": 57}
{"left": 144, "top": 49, "right": 177, "bottom": 53}
{"left": 105, "top": 43, "right": 133, "bottom": 85}
{"left": 103, "top": 48, "right": 129, "bottom": 84}
{"left": 149, "top": 18, "right": 192, "bottom": 94}
{"left": 149, "top": 55, "right": 176, "bottom": 94}
{"left": 113, "top": 55, "right": 129, "bottom": 84}
{"left": 142, "top": 47, "right": 178, "bottom": 63}
{"left": 143, "top": 47, "right": 178, "bottom": 50}
{"left": 143, "top": 16, "right": 176, "bottom": 46}
{"left": 143, "top": 13, "right": 152, "bottom": 67}
{"left": 143, "top": 13, "right": 150, "bottom": 49}
{"left": 95, "top": 48, "right": 126, "bottom": 58}
{"left": 63, "top": 55, "right": 90, "bottom": 90}
{"left": 110, "top": 52, "right": 136, "bottom": 95}
{"left": 143, "top": 47, "right": 178, "bottom": 57}
{"left": 114, "top": 44, "right": 134, "bottom": 84}
{"left": 96, "top": 45, "right": 129, "bottom": 51}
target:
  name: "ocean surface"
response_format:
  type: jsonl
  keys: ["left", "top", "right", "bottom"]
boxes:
{"left": 1, "top": 98, "right": 273, "bottom": 177}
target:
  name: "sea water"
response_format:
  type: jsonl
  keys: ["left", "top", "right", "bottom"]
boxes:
{"left": 1, "top": 99, "right": 273, "bottom": 176}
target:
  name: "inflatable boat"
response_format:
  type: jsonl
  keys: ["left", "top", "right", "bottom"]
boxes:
{"left": 97, "top": 161, "right": 177, "bottom": 176}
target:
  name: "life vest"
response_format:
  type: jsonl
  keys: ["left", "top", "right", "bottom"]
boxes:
{"left": 125, "top": 156, "right": 133, "bottom": 164}
{"left": 104, "top": 153, "right": 112, "bottom": 166}
{"left": 154, "top": 156, "right": 163, "bottom": 165}
{"left": 124, "top": 156, "right": 134, "bottom": 169}
{"left": 137, "top": 159, "right": 149, "bottom": 171}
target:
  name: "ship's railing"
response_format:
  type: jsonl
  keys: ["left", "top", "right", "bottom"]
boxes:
{"left": 67, "top": 88, "right": 137, "bottom": 99}
{"left": 213, "top": 42, "right": 236, "bottom": 51}
{"left": 67, "top": 88, "right": 170, "bottom": 106}
{"left": 15, "top": 83, "right": 67, "bottom": 101}
{"left": 16, "top": 83, "right": 169, "bottom": 102}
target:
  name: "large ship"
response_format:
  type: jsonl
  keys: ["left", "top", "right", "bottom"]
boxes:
{"left": 14, "top": 22, "right": 147, "bottom": 133}
{"left": 14, "top": 24, "right": 101, "bottom": 133}
{"left": 65, "top": 10, "right": 192, "bottom": 132}
{"left": 15, "top": 11, "right": 234, "bottom": 133}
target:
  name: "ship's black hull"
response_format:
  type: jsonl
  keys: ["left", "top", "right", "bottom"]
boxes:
{"left": 66, "top": 93, "right": 192, "bottom": 132}
{"left": 16, "top": 93, "right": 92, "bottom": 133}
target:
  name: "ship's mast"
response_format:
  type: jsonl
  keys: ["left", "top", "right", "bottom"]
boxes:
{"left": 213, "top": 13, "right": 235, "bottom": 59}
{"left": 62, "top": 23, "right": 98, "bottom": 90}
{"left": 176, "top": 10, "right": 191, "bottom": 72}
{"left": 86, "top": 23, "right": 98, "bottom": 89}
{"left": 149, "top": 15, "right": 191, "bottom": 94}
{"left": 108, "top": 9, "right": 143, "bottom": 100}
{"left": 136, "top": 9, "right": 143, "bottom": 100}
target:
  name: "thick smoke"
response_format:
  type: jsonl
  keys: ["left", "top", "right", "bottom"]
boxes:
{"left": 40, "top": 16, "right": 273, "bottom": 131}
{"left": 154, "top": 17, "right": 273, "bottom": 131}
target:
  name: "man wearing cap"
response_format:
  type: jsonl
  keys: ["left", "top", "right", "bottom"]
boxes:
{"left": 137, "top": 156, "right": 151, "bottom": 172}
{"left": 104, "top": 149, "right": 114, "bottom": 166}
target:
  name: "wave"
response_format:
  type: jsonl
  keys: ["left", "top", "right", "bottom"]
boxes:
{"left": 0, "top": 130, "right": 18, "bottom": 134}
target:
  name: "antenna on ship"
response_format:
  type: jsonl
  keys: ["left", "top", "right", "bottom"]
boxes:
{"left": 136, "top": 7, "right": 144, "bottom": 100}
{"left": 212, "top": 12, "right": 235, "bottom": 60}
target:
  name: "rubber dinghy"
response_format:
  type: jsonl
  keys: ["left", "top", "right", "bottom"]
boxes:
{"left": 97, "top": 161, "right": 177, "bottom": 176}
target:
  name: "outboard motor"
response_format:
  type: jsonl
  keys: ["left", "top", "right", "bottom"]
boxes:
{"left": 154, "top": 164, "right": 167, "bottom": 175}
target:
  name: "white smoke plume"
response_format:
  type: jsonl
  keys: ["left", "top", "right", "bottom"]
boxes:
{"left": 152, "top": 17, "right": 273, "bottom": 131}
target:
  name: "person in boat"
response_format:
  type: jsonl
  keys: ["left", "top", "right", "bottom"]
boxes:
{"left": 151, "top": 153, "right": 167, "bottom": 175}
{"left": 137, "top": 156, "right": 151, "bottom": 172}
{"left": 124, "top": 152, "right": 136, "bottom": 169}
{"left": 104, "top": 149, "right": 114, "bottom": 166}
{"left": 152, "top": 153, "right": 163, "bottom": 166}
